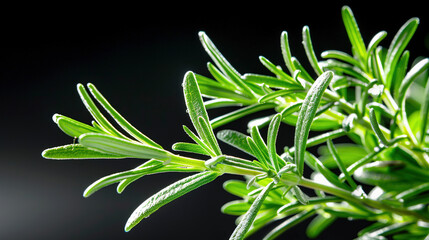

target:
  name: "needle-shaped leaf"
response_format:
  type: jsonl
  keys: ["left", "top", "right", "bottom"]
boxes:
{"left": 115, "top": 162, "right": 203, "bottom": 194}
{"left": 182, "top": 125, "right": 216, "bottom": 156}
{"left": 367, "top": 31, "right": 387, "bottom": 54}
{"left": 199, "top": 32, "right": 254, "bottom": 98}
{"left": 384, "top": 17, "right": 419, "bottom": 88}
{"left": 172, "top": 142, "right": 211, "bottom": 156}
{"left": 229, "top": 181, "right": 275, "bottom": 240}
{"left": 368, "top": 108, "right": 389, "bottom": 146}
{"left": 223, "top": 179, "right": 256, "bottom": 198}
{"left": 87, "top": 83, "right": 162, "bottom": 148}
{"left": 366, "top": 31, "right": 387, "bottom": 60}
{"left": 197, "top": 81, "right": 254, "bottom": 104}
{"left": 210, "top": 103, "right": 275, "bottom": 129}
{"left": 306, "top": 214, "right": 337, "bottom": 239}
{"left": 206, "top": 62, "right": 237, "bottom": 89}
{"left": 258, "top": 88, "right": 304, "bottom": 103}
{"left": 391, "top": 51, "right": 409, "bottom": 98}
{"left": 247, "top": 136, "right": 270, "bottom": 170}
{"left": 395, "top": 182, "right": 429, "bottom": 200}
{"left": 263, "top": 210, "right": 316, "bottom": 240}
{"left": 321, "top": 50, "right": 361, "bottom": 67}
{"left": 302, "top": 25, "right": 323, "bottom": 76}
{"left": 183, "top": 71, "right": 221, "bottom": 155}
{"left": 420, "top": 76, "right": 429, "bottom": 144}
{"left": 242, "top": 73, "right": 299, "bottom": 89}
{"left": 397, "top": 58, "right": 429, "bottom": 106}
{"left": 221, "top": 200, "right": 251, "bottom": 216}
{"left": 83, "top": 160, "right": 164, "bottom": 197}
{"left": 53, "top": 114, "right": 103, "bottom": 138}
{"left": 267, "top": 114, "right": 282, "bottom": 172}
{"left": 294, "top": 71, "right": 334, "bottom": 176}
{"left": 259, "top": 56, "right": 295, "bottom": 83}
{"left": 342, "top": 6, "right": 366, "bottom": 62}
{"left": 291, "top": 57, "right": 314, "bottom": 83}
{"left": 291, "top": 186, "right": 309, "bottom": 205}
{"left": 42, "top": 144, "right": 125, "bottom": 160}
{"left": 217, "top": 129, "right": 254, "bottom": 157}
{"left": 79, "top": 133, "right": 170, "bottom": 160}
{"left": 280, "top": 31, "right": 296, "bottom": 74}
{"left": 327, "top": 139, "right": 357, "bottom": 189}
{"left": 198, "top": 116, "right": 222, "bottom": 156}
{"left": 76, "top": 83, "right": 126, "bottom": 139}
{"left": 124, "top": 171, "right": 219, "bottom": 232}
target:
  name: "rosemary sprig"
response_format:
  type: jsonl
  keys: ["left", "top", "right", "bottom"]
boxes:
{"left": 43, "top": 5, "right": 429, "bottom": 240}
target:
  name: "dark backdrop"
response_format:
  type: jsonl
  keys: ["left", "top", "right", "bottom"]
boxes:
{"left": 1, "top": 2, "right": 429, "bottom": 240}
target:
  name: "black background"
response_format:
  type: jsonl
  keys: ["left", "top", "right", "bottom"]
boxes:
{"left": 1, "top": 1, "right": 429, "bottom": 240}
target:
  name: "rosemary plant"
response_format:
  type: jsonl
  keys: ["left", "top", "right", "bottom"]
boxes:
{"left": 43, "top": 6, "right": 429, "bottom": 239}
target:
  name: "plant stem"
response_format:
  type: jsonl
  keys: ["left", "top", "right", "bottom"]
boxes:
{"left": 297, "top": 177, "right": 429, "bottom": 222}
{"left": 169, "top": 154, "right": 265, "bottom": 176}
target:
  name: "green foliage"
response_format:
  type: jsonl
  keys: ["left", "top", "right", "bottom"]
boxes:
{"left": 43, "top": 5, "right": 429, "bottom": 240}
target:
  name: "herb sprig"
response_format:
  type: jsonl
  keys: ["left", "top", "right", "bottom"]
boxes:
{"left": 43, "top": 5, "right": 429, "bottom": 239}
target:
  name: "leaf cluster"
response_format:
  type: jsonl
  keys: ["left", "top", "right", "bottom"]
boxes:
{"left": 43, "top": 5, "right": 429, "bottom": 240}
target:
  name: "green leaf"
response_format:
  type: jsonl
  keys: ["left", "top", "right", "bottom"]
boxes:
{"left": 86, "top": 83, "right": 162, "bottom": 148}
{"left": 210, "top": 103, "right": 275, "bottom": 129}
{"left": 263, "top": 210, "right": 316, "bottom": 240}
{"left": 368, "top": 108, "right": 389, "bottom": 146}
{"left": 124, "top": 171, "right": 219, "bottom": 232}
{"left": 258, "top": 88, "right": 304, "bottom": 103}
{"left": 42, "top": 144, "right": 125, "bottom": 160}
{"left": 206, "top": 62, "right": 237, "bottom": 89}
{"left": 396, "top": 182, "right": 429, "bottom": 200}
{"left": 221, "top": 200, "right": 251, "bottom": 216}
{"left": 420, "top": 76, "right": 429, "bottom": 144}
{"left": 327, "top": 139, "right": 357, "bottom": 189}
{"left": 78, "top": 133, "right": 170, "bottom": 160}
{"left": 341, "top": 6, "right": 366, "bottom": 61}
{"left": 291, "top": 186, "right": 309, "bottom": 205}
{"left": 305, "top": 152, "right": 350, "bottom": 190}
{"left": 291, "top": 57, "right": 314, "bottom": 83}
{"left": 53, "top": 114, "right": 103, "bottom": 138}
{"left": 76, "top": 83, "right": 126, "bottom": 139}
{"left": 217, "top": 129, "right": 254, "bottom": 157}
{"left": 197, "top": 116, "right": 222, "bottom": 156}
{"left": 277, "top": 196, "right": 341, "bottom": 214}
{"left": 242, "top": 73, "right": 299, "bottom": 89}
{"left": 384, "top": 17, "right": 419, "bottom": 88}
{"left": 294, "top": 71, "right": 334, "bottom": 176}
{"left": 204, "top": 99, "right": 243, "bottom": 109}
{"left": 183, "top": 72, "right": 212, "bottom": 138}
{"left": 280, "top": 31, "right": 296, "bottom": 74}
{"left": 197, "top": 81, "right": 254, "bottom": 104}
{"left": 318, "top": 143, "right": 367, "bottom": 168}
{"left": 199, "top": 32, "right": 255, "bottom": 98}
{"left": 353, "top": 161, "right": 425, "bottom": 191}
{"left": 302, "top": 25, "right": 323, "bottom": 76}
{"left": 397, "top": 58, "right": 429, "bottom": 105}
{"left": 229, "top": 181, "right": 275, "bottom": 240}
{"left": 172, "top": 142, "right": 210, "bottom": 156}
{"left": 306, "top": 214, "right": 337, "bottom": 239}
{"left": 321, "top": 50, "right": 361, "bottom": 67}
{"left": 259, "top": 56, "right": 295, "bottom": 83}
{"left": 182, "top": 125, "right": 216, "bottom": 156}
{"left": 83, "top": 160, "right": 164, "bottom": 197}
{"left": 391, "top": 51, "right": 410, "bottom": 98}
{"left": 247, "top": 136, "right": 270, "bottom": 170}
{"left": 115, "top": 162, "right": 203, "bottom": 194}
{"left": 223, "top": 179, "right": 256, "bottom": 198}
{"left": 366, "top": 31, "right": 387, "bottom": 59}
{"left": 267, "top": 114, "right": 282, "bottom": 172}
{"left": 116, "top": 160, "right": 164, "bottom": 194}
